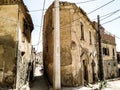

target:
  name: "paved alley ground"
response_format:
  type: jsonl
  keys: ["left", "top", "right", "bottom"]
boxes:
{"left": 30, "top": 66, "right": 49, "bottom": 90}
{"left": 28, "top": 65, "right": 120, "bottom": 90}
{"left": 30, "top": 76, "right": 49, "bottom": 90}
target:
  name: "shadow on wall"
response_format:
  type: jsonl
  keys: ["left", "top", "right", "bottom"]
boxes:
{"left": 0, "top": 35, "right": 16, "bottom": 88}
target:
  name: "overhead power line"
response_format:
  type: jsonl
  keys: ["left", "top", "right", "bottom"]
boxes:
{"left": 101, "top": 16, "right": 120, "bottom": 25}
{"left": 102, "top": 30, "right": 120, "bottom": 40}
{"left": 28, "top": 9, "right": 47, "bottom": 13}
{"left": 1, "top": 1, "right": 120, "bottom": 42}
{"left": 36, "top": 0, "right": 46, "bottom": 52}
{"left": 76, "top": 0, "right": 96, "bottom": 4}
{"left": 101, "top": 9, "right": 120, "bottom": 21}
{"left": 28, "top": 0, "right": 96, "bottom": 13}
{"left": 88, "top": 0, "right": 115, "bottom": 15}
{"left": 61, "top": 0, "right": 116, "bottom": 28}
{"left": 92, "top": 9, "right": 120, "bottom": 21}
{"left": 100, "top": 9, "right": 120, "bottom": 18}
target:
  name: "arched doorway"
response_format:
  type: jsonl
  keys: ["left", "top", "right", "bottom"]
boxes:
{"left": 91, "top": 60, "right": 96, "bottom": 83}
{"left": 83, "top": 60, "right": 88, "bottom": 83}
{"left": 80, "top": 48, "right": 89, "bottom": 85}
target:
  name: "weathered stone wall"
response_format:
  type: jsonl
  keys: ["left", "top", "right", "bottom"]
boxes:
{"left": 102, "top": 43, "right": 117, "bottom": 60}
{"left": 60, "top": 5, "right": 75, "bottom": 86}
{"left": 43, "top": 2, "right": 98, "bottom": 87}
{"left": 102, "top": 43, "right": 118, "bottom": 79}
{"left": 92, "top": 21, "right": 118, "bottom": 80}
{"left": 100, "top": 28, "right": 115, "bottom": 45}
{"left": 0, "top": 5, "right": 18, "bottom": 88}
{"left": 104, "top": 60, "right": 118, "bottom": 79}
{"left": 69, "top": 3, "right": 98, "bottom": 84}
{"left": 0, "top": 3, "right": 33, "bottom": 89}
{"left": 16, "top": 4, "right": 33, "bottom": 89}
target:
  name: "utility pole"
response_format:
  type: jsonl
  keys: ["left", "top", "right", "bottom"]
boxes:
{"left": 53, "top": 0, "right": 61, "bottom": 90}
{"left": 97, "top": 15, "right": 104, "bottom": 81}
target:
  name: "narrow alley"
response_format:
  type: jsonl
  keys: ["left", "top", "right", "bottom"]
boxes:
{"left": 30, "top": 66, "right": 49, "bottom": 90}
{"left": 1, "top": 0, "right": 120, "bottom": 90}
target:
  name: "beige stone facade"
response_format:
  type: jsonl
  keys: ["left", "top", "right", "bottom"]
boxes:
{"left": 101, "top": 28, "right": 118, "bottom": 79}
{"left": 93, "top": 21, "right": 118, "bottom": 79}
{"left": 43, "top": 2, "right": 98, "bottom": 87}
{"left": 0, "top": 0, "right": 33, "bottom": 89}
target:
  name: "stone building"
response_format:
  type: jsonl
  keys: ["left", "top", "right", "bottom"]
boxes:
{"left": 101, "top": 28, "right": 118, "bottom": 79}
{"left": 43, "top": 2, "right": 98, "bottom": 87}
{"left": 0, "top": 0, "right": 34, "bottom": 89}
{"left": 93, "top": 22, "right": 118, "bottom": 79}
{"left": 36, "top": 52, "right": 43, "bottom": 66}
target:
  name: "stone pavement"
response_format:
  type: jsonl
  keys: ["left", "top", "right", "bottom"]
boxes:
{"left": 30, "top": 76, "right": 49, "bottom": 90}
{"left": 29, "top": 65, "right": 49, "bottom": 90}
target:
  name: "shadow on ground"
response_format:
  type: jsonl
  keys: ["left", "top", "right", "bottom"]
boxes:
{"left": 30, "top": 75, "right": 49, "bottom": 90}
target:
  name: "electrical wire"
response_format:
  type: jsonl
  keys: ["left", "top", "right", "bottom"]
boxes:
{"left": 87, "top": 0, "right": 115, "bottom": 15}
{"left": 101, "top": 16, "right": 120, "bottom": 25}
{"left": 28, "top": 0, "right": 96, "bottom": 13}
{"left": 1, "top": 1, "right": 120, "bottom": 45}
{"left": 1, "top": 11, "right": 120, "bottom": 38}
{"left": 60, "top": 0, "right": 116, "bottom": 28}
{"left": 103, "top": 30, "right": 120, "bottom": 40}
{"left": 0, "top": 0, "right": 116, "bottom": 28}
{"left": 28, "top": 9, "right": 47, "bottom": 13}
{"left": 92, "top": 9, "right": 120, "bottom": 20}
{"left": 100, "top": 9, "right": 120, "bottom": 21}
{"left": 76, "top": 0, "right": 96, "bottom": 4}
{"left": 36, "top": 0, "right": 46, "bottom": 52}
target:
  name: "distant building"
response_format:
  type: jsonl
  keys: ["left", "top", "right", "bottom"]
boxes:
{"left": 93, "top": 22, "right": 118, "bottom": 79}
{"left": 101, "top": 28, "right": 118, "bottom": 79}
{"left": 36, "top": 52, "right": 43, "bottom": 66}
{"left": 43, "top": 2, "right": 98, "bottom": 86}
{"left": 31, "top": 47, "right": 36, "bottom": 63}
{"left": 0, "top": 0, "right": 34, "bottom": 89}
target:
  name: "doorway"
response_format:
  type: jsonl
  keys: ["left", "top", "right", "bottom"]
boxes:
{"left": 91, "top": 60, "right": 96, "bottom": 83}
{"left": 83, "top": 60, "right": 88, "bottom": 83}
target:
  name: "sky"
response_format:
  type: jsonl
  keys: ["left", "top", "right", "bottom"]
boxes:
{"left": 23, "top": 0, "right": 120, "bottom": 52}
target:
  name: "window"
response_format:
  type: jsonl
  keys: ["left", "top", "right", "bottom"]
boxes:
{"left": 80, "top": 22, "right": 84, "bottom": 40}
{"left": 89, "top": 31, "right": 92, "bottom": 45}
{"left": 23, "top": 19, "right": 28, "bottom": 36}
{"left": 103, "top": 47, "right": 109, "bottom": 56}
{"left": 117, "top": 53, "right": 120, "bottom": 63}
{"left": 22, "top": 19, "right": 31, "bottom": 42}
{"left": 113, "top": 48, "right": 115, "bottom": 56}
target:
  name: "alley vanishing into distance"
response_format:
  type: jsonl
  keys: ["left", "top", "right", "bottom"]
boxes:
{"left": 1, "top": 0, "right": 120, "bottom": 90}
{"left": 30, "top": 66, "right": 49, "bottom": 90}
{"left": 30, "top": 66, "right": 120, "bottom": 90}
